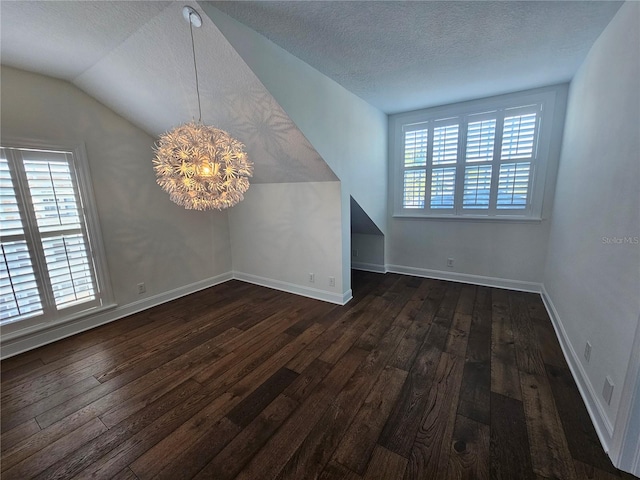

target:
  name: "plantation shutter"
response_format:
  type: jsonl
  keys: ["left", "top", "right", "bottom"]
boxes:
{"left": 1, "top": 146, "right": 101, "bottom": 325}
{"left": 398, "top": 100, "right": 544, "bottom": 217}
{"left": 429, "top": 122, "right": 459, "bottom": 209}
{"left": 497, "top": 109, "right": 538, "bottom": 210}
{"left": 463, "top": 117, "right": 496, "bottom": 210}
{"left": 1, "top": 152, "right": 44, "bottom": 321}
{"left": 402, "top": 126, "right": 428, "bottom": 208}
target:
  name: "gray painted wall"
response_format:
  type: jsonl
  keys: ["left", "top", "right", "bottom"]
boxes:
{"left": 201, "top": 2, "right": 389, "bottom": 294}
{"left": 1, "top": 66, "right": 235, "bottom": 304}
{"left": 0, "top": 60, "right": 351, "bottom": 353}
{"left": 229, "top": 182, "right": 345, "bottom": 303}
{"left": 351, "top": 234, "right": 385, "bottom": 273}
{"left": 1, "top": 66, "right": 233, "bottom": 345}
{"left": 543, "top": 0, "right": 640, "bottom": 447}
{"left": 386, "top": 86, "right": 568, "bottom": 289}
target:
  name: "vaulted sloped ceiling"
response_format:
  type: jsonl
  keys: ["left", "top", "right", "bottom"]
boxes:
{"left": 1, "top": 1, "right": 623, "bottom": 183}
{"left": 0, "top": 1, "right": 337, "bottom": 184}
{"left": 208, "top": 0, "right": 623, "bottom": 114}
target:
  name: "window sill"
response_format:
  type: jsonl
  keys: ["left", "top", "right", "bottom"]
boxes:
{"left": 0, "top": 303, "right": 118, "bottom": 343}
{"left": 392, "top": 213, "right": 543, "bottom": 224}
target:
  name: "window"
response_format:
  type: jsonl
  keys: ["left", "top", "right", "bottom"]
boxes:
{"left": 392, "top": 88, "right": 559, "bottom": 219}
{"left": 1, "top": 142, "right": 112, "bottom": 331}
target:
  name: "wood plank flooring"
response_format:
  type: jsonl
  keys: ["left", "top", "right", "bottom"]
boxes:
{"left": 1, "top": 271, "right": 637, "bottom": 479}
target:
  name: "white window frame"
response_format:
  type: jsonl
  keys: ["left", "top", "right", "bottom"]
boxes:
{"left": 391, "top": 87, "right": 559, "bottom": 220}
{"left": 1, "top": 137, "right": 114, "bottom": 340}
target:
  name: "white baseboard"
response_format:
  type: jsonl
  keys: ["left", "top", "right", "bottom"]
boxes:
{"left": 341, "top": 289, "right": 353, "bottom": 305}
{"left": 385, "top": 264, "right": 542, "bottom": 293}
{"left": 540, "top": 285, "right": 614, "bottom": 452}
{"left": 2, "top": 259, "right": 633, "bottom": 474}
{"left": 0, "top": 272, "right": 233, "bottom": 360}
{"left": 351, "top": 261, "right": 386, "bottom": 273}
{"left": 233, "top": 271, "right": 350, "bottom": 305}
{"left": 0, "top": 270, "right": 352, "bottom": 360}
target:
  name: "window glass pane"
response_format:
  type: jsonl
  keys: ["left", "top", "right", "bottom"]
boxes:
{"left": 463, "top": 165, "right": 492, "bottom": 209}
{"left": 404, "top": 129, "right": 428, "bottom": 168}
{"left": 497, "top": 162, "right": 531, "bottom": 209}
{"left": 1, "top": 240, "right": 43, "bottom": 323}
{"left": 42, "top": 233, "right": 96, "bottom": 309}
{"left": 466, "top": 119, "right": 496, "bottom": 162}
{"left": 403, "top": 170, "right": 426, "bottom": 208}
{"left": 430, "top": 167, "right": 456, "bottom": 209}
{"left": 432, "top": 125, "right": 459, "bottom": 165}
{"left": 24, "top": 158, "right": 82, "bottom": 233}
{"left": 501, "top": 113, "right": 536, "bottom": 160}
{"left": 1, "top": 153, "right": 24, "bottom": 236}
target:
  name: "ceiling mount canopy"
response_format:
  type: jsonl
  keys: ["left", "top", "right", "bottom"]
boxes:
{"left": 153, "top": 5, "right": 253, "bottom": 211}
{"left": 182, "top": 6, "right": 202, "bottom": 27}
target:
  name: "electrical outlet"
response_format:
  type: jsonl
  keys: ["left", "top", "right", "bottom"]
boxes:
{"left": 447, "top": 257, "right": 454, "bottom": 268}
{"left": 329, "top": 276, "right": 335, "bottom": 287}
{"left": 603, "top": 377, "right": 614, "bottom": 405}
{"left": 137, "top": 282, "right": 146, "bottom": 294}
{"left": 352, "top": 249, "right": 359, "bottom": 258}
{"left": 584, "top": 341, "right": 592, "bottom": 363}
{"left": 309, "top": 273, "right": 315, "bottom": 283}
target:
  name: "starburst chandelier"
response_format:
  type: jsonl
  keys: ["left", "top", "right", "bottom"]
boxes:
{"left": 153, "top": 6, "right": 253, "bottom": 211}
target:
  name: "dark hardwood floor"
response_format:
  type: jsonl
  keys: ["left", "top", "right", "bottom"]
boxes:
{"left": 1, "top": 271, "right": 637, "bottom": 479}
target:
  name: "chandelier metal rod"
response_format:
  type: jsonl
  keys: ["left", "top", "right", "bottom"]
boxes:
{"left": 188, "top": 11, "right": 202, "bottom": 123}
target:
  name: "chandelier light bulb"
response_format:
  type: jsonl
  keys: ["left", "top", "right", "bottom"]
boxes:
{"left": 153, "top": 122, "right": 253, "bottom": 211}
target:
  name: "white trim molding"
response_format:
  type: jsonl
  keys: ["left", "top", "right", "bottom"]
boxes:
{"left": 0, "top": 270, "right": 353, "bottom": 360}
{"left": 610, "top": 312, "right": 640, "bottom": 476}
{"left": 232, "top": 271, "right": 350, "bottom": 306}
{"left": 540, "top": 286, "right": 615, "bottom": 451}
{"left": 0, "top": 272, "right": 232, "bottom": 359}
{"left": 351, "top": 262, "right": 386, "bottom": 274}
{"left": 385, "top": 264, "right": 542, "bottom": 293}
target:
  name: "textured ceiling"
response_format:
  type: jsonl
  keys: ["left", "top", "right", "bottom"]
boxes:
{"left": 0, "top": 1, "right": 172, "bottom": 81}
{"left": 0, "top": 1, "right": 337, "bottom": 184}
{"left": 0, "top": 1, "right": 623, "bottom": 183}
{"left": 209, "top": 0, "right": 623, "bottom": 113}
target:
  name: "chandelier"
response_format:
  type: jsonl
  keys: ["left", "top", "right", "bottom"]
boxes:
{"left": 153, "top": 6, "right": 253, "bottom": 211}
